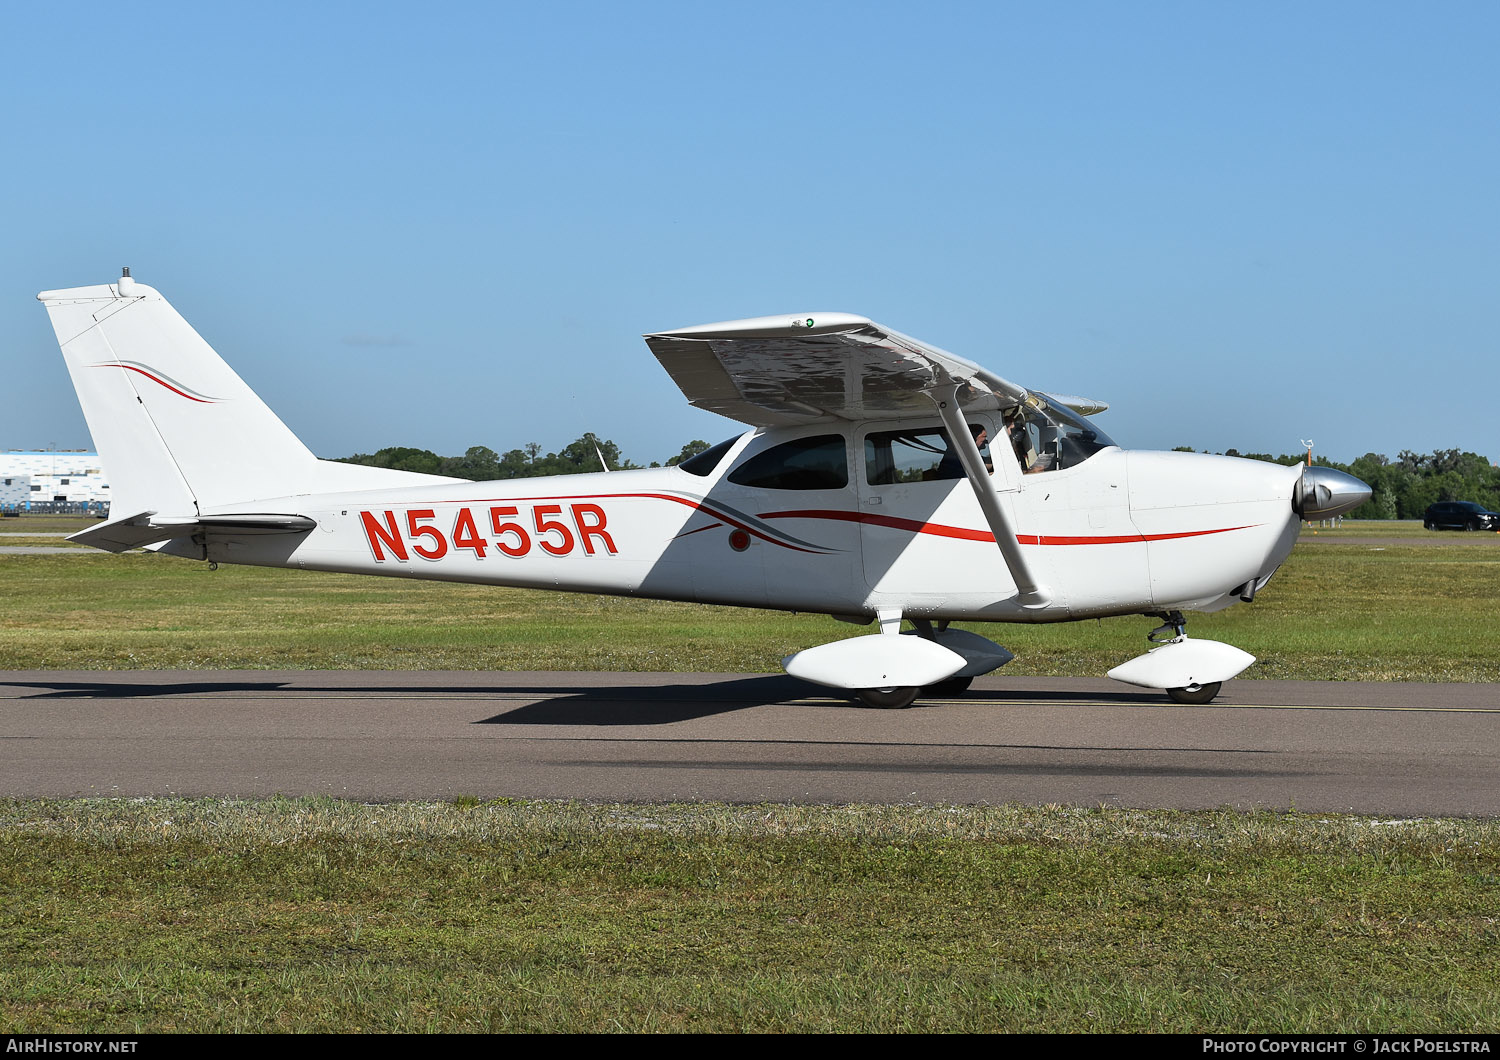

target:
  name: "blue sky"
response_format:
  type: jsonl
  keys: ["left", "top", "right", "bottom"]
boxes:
{"left": 3, "top": 1, "right": 1496, "bottom": 466}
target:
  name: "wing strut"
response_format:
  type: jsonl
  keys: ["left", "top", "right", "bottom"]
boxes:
{"left": 927, "top": 383, "right": 1050, "bottom": 608}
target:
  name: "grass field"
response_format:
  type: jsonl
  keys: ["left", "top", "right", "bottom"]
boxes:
{"left": 3, "top": 518, "right": 1498, "bottom": 1032}
{"left": 0, "top": 514, "right": 105, "bottom": 533}
{"left": 3, "top": 799, "right": 1498, "bottom": 1033}
{"left": 1, "top": 518, "right": 1497, "bottom": 681}
{"left": 1297, "top": 518, "right": 1432, "bottom": 538}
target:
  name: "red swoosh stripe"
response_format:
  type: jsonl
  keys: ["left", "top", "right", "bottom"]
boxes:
{"left": 1018, "top": 527, "right": 1256, "bottom": 546}
{"left": 761, "top": 509, "right": 991, "bottom": 541}
{"left": 759, "top": 509, "right": 1257, "bottom": 545}
{"left": 95, "top": 363, "right": 217, "bottom": 403}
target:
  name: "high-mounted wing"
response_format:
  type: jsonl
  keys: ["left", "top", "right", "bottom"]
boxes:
{"left": 645, "top": 313, "right": 1042, "bottom": 427}
{"left": 645, "top": 312, "right": 1115, "bottom": 609}
{"left": 1036, "top": 392, "right": 1109, "bottom": 418}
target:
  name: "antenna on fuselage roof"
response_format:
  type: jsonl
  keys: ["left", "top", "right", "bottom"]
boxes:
{"left": 1300, "top": 439, "right": 1314, "bottom": 466}
{"left": 595, "top": 443, "right": 611, "bottom": 473}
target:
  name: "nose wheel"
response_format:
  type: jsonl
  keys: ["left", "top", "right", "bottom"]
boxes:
{"left": 1147, "top": 611, "right": 1225, "bottom": 704}
{"left": 1166, "top": 682, "right": 1221, "bottom": 705}
{"left": 855, "top": 686, "right": 920, "bottom": 709}
{"left": 1109, "top": 613, "right": 1255, "bottom": 703}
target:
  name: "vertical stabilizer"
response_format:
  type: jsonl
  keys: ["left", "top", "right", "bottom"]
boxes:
{"left": 38, "top": 273, "right": 460, "bottom": 517}
{"left": 38, "top": 275, "right": 325, "bottom": 514}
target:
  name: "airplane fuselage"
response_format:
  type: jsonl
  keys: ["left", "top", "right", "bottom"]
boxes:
{"left": 198, "top": 420, "right": 1305, "bottom": 624}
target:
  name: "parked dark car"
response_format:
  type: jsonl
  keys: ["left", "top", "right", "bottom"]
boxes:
{"left": 1424, "top": 501, "right": 1500, "bottom": 531}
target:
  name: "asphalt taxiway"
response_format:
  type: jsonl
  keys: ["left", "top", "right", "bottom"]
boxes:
{"left": 2, "top": 671, "right": 1496, "bottom": 815}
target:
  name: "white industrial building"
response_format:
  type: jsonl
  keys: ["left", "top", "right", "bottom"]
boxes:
{"left": 0, "top": 451, "right": 110, "bottom": 512}
{"left": 0, "top": 474, "right": 33, "bottom": 510}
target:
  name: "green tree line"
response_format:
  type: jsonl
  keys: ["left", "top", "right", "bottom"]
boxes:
{"left": 336, "top": 435, "right": 711, "bottom": 481}
{"left": 340, "top": 436, "right": 1499, "bottom": 520}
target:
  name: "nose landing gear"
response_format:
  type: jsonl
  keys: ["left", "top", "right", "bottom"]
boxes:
{"left": 1148, "top": 611, "right": 1187, "bottom": 643}
{"left": 1144, "top": 611, "right": 1222, "bottom": 702}
{"left": 1106, "top": 610, "right": 1254, "bottom": 704}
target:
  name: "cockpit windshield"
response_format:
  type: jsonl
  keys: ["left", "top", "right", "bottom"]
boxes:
{"left": 1003, "top": 394, "right": 1116, "bottom": 474}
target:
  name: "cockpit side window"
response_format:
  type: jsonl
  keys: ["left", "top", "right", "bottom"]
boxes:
{"left": 1002, "top": 398, "right": 1116, "bottom": 474}
{"left": 864, "top": 425, "right": 991, "bottom": 485}
{"left": 727, "top": 434, "right": 849, "bottom": 490}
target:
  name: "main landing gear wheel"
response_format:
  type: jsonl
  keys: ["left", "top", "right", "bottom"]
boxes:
{"left": 1166, "top": 682, "right": 1221, "bottom": 705}
{"left": 924, "top": 675, "right": 973, "bottom": 698}
{"left": 856, "top": 686, "right": 920, "bottom": 709}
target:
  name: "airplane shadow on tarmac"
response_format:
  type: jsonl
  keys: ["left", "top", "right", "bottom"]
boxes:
{"left": 0, "top": 674, "right": 853, "bottom": 724}
{"left": 0, "top": 674, "right": 1168, "bottom": 726}
{"left": 473, "top": 680, "right": 1169, "bottom": 726}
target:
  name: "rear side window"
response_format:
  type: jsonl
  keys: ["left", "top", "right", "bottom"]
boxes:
{"left": 677, "top": 436, "right": 738, "bottom": 477}
{"left": 728, "top": 435, "right": 849, "bottom": 490}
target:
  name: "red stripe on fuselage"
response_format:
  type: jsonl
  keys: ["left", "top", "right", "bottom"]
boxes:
{"left": 381, "top": 491, "right": 1255, "bottom": 553}
{"left": 759, "top": 509, "right": 991, "bottom": 541}
{"left": 758, "top": 509, "right": 1257, "bottom": 545}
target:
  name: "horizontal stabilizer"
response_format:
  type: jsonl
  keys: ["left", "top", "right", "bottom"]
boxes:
{"left": 69, "top": 511, "right": 317, "bottom": 553}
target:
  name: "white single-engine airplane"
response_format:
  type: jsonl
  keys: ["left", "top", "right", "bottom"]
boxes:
{"left": 39, "top": 271, "right": 1370, "bottom": 708}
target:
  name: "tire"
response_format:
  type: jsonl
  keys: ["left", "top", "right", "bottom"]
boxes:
{"left": 923, "top": 675, "right": 973, "bottom": 698}
{"left": 1424, "top": 522, "right": 1434, "bottom": 531}
{"left": 1166, "top": 682, "right": 1221, "bottom": 705}
{"left": 856, "top": 686, "right": 920, "bottom": 709}
{"left": 1468, "top": 519, "right": 1481, "bottom": 532}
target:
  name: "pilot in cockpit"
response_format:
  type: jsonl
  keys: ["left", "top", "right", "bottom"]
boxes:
{"left": 1002, "top": 409, "right": 1036, "bottom": 473}
{"left": 1004, "top": 406, "right": 1055, "bottom": 474}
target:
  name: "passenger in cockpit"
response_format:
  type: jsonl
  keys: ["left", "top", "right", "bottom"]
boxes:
{"left": 937, "top": 424, "right": 992, "bottom": 478}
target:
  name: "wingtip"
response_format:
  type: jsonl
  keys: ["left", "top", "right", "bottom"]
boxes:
{"left": 646, "top": 312, "right": 871, "bottom": 340}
